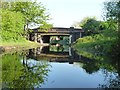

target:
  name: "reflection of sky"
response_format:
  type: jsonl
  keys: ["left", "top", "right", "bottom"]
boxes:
{"left": 41, "top": 62, "right": 117, "bottom": 88}
{"left": 20, "top": 59, "right": 48, "bottom": 68}
{"left": 39, "top": 0, "right": 107, "bottom": 27}
{"left": 20, "top": 56, "right": 118, "bottom": 88}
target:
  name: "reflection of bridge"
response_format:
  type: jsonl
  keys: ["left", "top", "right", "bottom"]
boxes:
{"left": 27, "top": 46, "right": 92, "bottom": 64}
{"left": 28, "top": 27, "right": 84, "bottom": 44}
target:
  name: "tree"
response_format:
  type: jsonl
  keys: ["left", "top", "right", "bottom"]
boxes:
{"left": 72, "top": 17, "right": 103, "bottom": 36}
{"left": 104, "top": 0, "right": 120, "bottom": 37}
{"left": 72, "top": 17, "right": 95, "bottom": 28}
{"left": 12, "top": 2, "right": 49, "bottom": 25}
{"left": 1, "top": 9, "right": 25, "bottom": 41}
{"left": 103, "top": 0, "right": 120, "bottom": 59}
{"left": 1, "top": 0, "right": 52, "bottom": 31}
{"left": 0, "top": 1, "right": 52, "bottom": 41}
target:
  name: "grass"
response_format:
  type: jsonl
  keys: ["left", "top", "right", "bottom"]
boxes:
{"left": 0, "top": 40, "right": 41, "bottom": 54}
{"left": 0, "top": 40, "right": 40, "bottom": 47}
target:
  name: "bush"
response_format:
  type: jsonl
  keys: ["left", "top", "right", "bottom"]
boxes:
{"left": 1, "top": 10, "right": 25, "bottom": 42}
{"left": 74, "top": 29, "right": 118, "bottom": 56}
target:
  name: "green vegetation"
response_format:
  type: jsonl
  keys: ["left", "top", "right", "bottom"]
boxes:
{"left": 73, "top": 0, "right": 120, "bottom": 60}
{"left": 0, "top": 1, "right": 52, "bottom": 52}
{"left": 2, "top": 52, "right": 50, "bottom": 88}
{"left": 73, "top": 29, "right": 118, "bottom": 60}
{"left": 73, "top": 1, "right": 120, "bottom": 87}
{"left": 72, "top": 17, "right": 111, "bottom": 36}
{"left": 50, "top": 36, "right": 69, "bottom": 45}
{"left": 104, "top": 0, "right": 120, "bottom": 33}
{"left": 1, "top": 1, "right": 52, "bottom": 30}
{"left": 0, "top": 9, "right": 25, "bottom": 42}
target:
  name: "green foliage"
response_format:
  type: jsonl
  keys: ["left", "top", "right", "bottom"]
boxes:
{"left": 2, "top": 51, "right": 50, "bottom": 88}
{"left": 39, "top": 22, "right": 53, "bottom": 32}
{"left": 82, "top": 18, "right": 100, "bottom": 35}
{"left": 73, "top": 29, "right": 120, "bottom": 79}
{"left": 2, "top": 53, "right": 24, "bottom": 86}
{"left": 0, "top": 1, "right": 52, "bottom": 43}
{"left": 74, "top": 29, "right": 118, "bottom": 58}
{"left": 104, "top": 0, "right": 120, "bottom": 22}
{"left": 1, "top": 10, "right": 25, "bottom": 42}
{"left": 104, "top": 0, "right": 120, "bottom": 35}
{"left": 12, "top": 1, "right": 47, "bottom": 22}
{"left": 50, "top": 36, "right": 69, "bottom": 45}
{"left": 80, "top": 17, "right": 97, "bottom": 27}
{"left": 72, "top": 17, "right": 109, "bottom": 36}
{"left": 72, "top": 17, "right": 96, "bottom": 27}
{"left": 73, "top": 1, "right": 120, "bottom": 75}
{"left": 7, "top": 1, "right": 51, "bottom": 30}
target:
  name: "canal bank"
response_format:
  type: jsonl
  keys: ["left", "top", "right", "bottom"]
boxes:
{"left": 0, "top": 41, "right": 42, "bottom": 54}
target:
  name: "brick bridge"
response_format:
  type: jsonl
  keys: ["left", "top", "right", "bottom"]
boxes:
{"left": 28, "top": 27, "right": 84, "bottom": 44}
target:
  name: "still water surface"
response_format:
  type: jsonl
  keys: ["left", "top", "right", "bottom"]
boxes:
{"left": 2, "top": 45, "right": 120, "bottom": 88}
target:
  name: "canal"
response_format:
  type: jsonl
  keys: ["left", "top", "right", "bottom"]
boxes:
{"left": 1, "top": 45, "right": 120, "bottom": 88}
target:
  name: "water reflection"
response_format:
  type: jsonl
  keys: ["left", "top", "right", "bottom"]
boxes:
{"left": 27, "top": 45, "right": 83, "bottom": 64}
{"left": 2, "top": 52, "right": 50, "bottom": 88}
{"left": 1, "top": 45, "right": 120, "bottom": 88}
{"left": 98, "top": 49, "right": 120, "bottom": 88}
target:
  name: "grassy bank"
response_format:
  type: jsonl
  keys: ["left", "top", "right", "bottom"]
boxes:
{"left": 73, "top": 29, "right": 118, "bottom": 60}
{"left": 0, "top": 40, "right": 41, "bottom": 54}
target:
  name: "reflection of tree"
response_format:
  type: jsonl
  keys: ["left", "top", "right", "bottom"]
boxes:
{"left": 50, "top": 45, "right": 64, "bottom": 52}
{"left": 2, "top": 52, "right": 50, "bottom": 88}
{"left": 108, "top": 77, "right": 120, "bottom": 88}
{"left": 99, "top": 71, "right": 120, "bottom": 88}
{"left": 2, "top": 52, "right": 24, "bottom": 88}
{"left": 78, "top": 50, "right": 120, "bottom": 88}
{"left": 98, "top": 56, "right": 120, "bottom": 88}
{"left": 56, "top": 44, "right": 64, "bottom": 52}
{"left": 19, "top": 56, "right": 50, "bottom": 88}
{"left": 82, "top": 60, "right": 99, "bottom": 74}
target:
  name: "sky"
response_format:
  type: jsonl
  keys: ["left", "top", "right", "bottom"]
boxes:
{"left": 39, "top": 0, "right": 107, "bottom": 27}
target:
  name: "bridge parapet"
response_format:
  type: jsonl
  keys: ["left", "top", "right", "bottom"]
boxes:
{"left": 48, "top": 27, "right": 84, "bottom": 33}
{"left": 29, "top": 27, "right": 84, "bottom": 33}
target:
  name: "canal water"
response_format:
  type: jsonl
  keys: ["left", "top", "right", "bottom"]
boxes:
{"left": 1, "top": 45, "right": 120, "bottom": 88}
